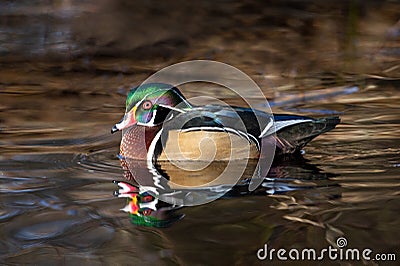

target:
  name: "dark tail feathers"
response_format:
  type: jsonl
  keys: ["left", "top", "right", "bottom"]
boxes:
{"left": 275, "top": 116, "right": 340, "bottom": 154}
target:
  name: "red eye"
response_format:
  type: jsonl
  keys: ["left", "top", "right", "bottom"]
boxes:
{"left": 142, "top": 209, "right": 152, "bottom": 216}
{"left": 142, "top": 195, "right": 154, "bottom": 203}
{"left": 142, "top": 101, "right": 152, "bottom": 110}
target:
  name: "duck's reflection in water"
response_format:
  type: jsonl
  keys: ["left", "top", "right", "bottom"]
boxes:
{"left": 114, "top": 180, "right": 184, "bottom": 228}
{"left": 114, "top": 155, "right": 337, "bottom": 227}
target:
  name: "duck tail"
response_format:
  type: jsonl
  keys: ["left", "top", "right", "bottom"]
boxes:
{"left": 274, "top": 116, "right": 340, "bottom": 154}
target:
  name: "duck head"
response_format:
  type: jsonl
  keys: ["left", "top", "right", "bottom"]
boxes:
{"left": 114, "top": 181, "right": 184, "bottom": 227}
{"left": 111, "top": 83, "right": 191, "bottom": 133}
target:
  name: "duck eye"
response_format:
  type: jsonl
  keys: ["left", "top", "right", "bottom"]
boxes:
{"left": 142, "top": 101, "right": 153, "bottom": 110}
{"left": 141, "top": 195, "right": 154, "bottom": 203}
{"left": 142, "top": 209, "right": 152, "bottom": 216}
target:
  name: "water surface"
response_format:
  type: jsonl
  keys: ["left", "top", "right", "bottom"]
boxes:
{"left": 1, "top": 1, "right": 399, "bottom": 265}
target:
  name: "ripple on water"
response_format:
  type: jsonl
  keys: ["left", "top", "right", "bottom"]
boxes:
{"left": 57, "top": 223, "right": 115, "bottom": 249}
{"left": 75, "top": 152, "right": 122, "bottom": 174}
{"left": 1, "top": 153, "right": 80, "bottom": 171}
{"left": 5, "top": 210, "right": 86, "bottom": 240}
{"left": 3, "top": 193, "right": 42, "bottom": 208}
{"left": 0, "top": 209, "right": 22, "bottom": 222}
{"left": 3, "top": 208, "right": 115, "bottom": 251}
{"left": 0, "top": 176, "right": 55, "bottom": 193}
{"left": 1, "top": 127, "right": 121, "bottom": 175}
{"left": 1, "top": 194, "right": 43, "bottom": 223}
{"left": 15, "top": 220, "right": 81, "bottom": 241}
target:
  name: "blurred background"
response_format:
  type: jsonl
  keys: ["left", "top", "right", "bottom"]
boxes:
{"left": 1, "top": 0, "right": 399, "bottom": 265}
{"left": 1, "top": 0, "right": 399, "bottom": 87}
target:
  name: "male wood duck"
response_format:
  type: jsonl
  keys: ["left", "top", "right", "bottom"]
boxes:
{"left": 111, "top": 83, "right": 340, "bottom": 167}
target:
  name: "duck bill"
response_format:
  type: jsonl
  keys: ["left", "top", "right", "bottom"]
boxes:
{"left": 111, "top": 108, "right": 137, "bottom": 134}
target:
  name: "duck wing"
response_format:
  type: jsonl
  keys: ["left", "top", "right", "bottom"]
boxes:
{"left": 272, "top": 115, "right": 340, "bottom": 154}
{"left": 151, "top": 104, "right": 340, "bottom": 158}
{"left": 161, "top": 105, "right": 274, "bottom": 147}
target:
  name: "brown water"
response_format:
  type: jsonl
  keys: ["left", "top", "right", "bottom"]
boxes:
{"left": 1, "top": 1, "right": 400, "bottom": 265}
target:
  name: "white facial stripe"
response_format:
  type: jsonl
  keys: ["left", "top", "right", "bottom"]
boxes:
{"left": 148, "top": 88, "right": 192, "bottom": 108}
{"left": 158, "top": 104, "right": 186, "bottom": 113}
{"left": 115, "top": 112, "right": 132, "bottom": 130}
{"left": 134, "top": 92, "right": 157, "bottom": 126}
{"left": 148, "top": 109, "right": 157, "bottom": 126}
{"left": 132, "top": 89, "right": 158, "bottom": 112}
{"left": 133, "top": 87, "right": 192, "bottom": 125}
{"left": 118, "top": 182, "right": 133, "bottom": 193}
{"left": 134, "top": 96, "right": 145, "bottom": 109}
